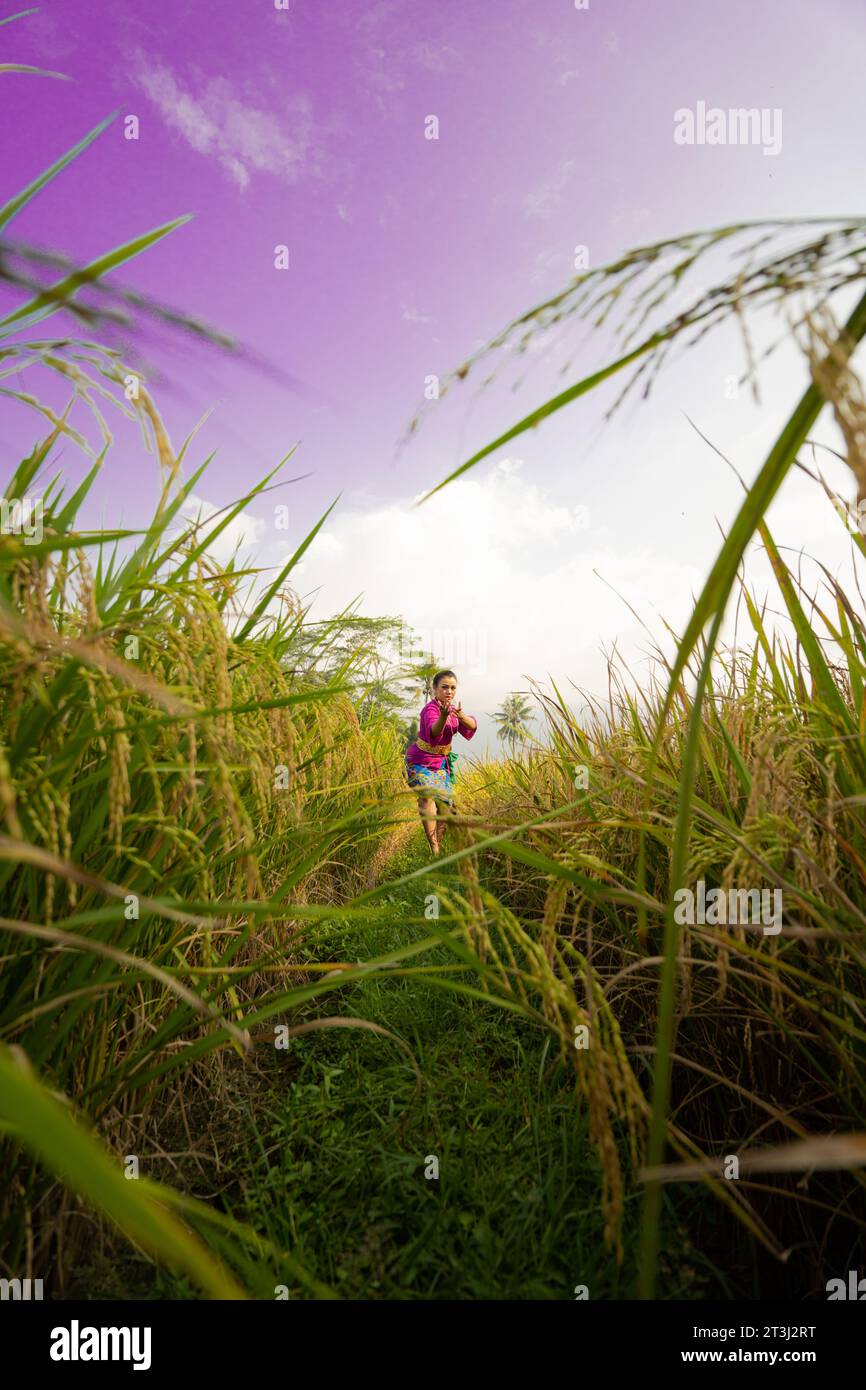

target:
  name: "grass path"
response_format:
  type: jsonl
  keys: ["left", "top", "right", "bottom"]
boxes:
{"left": 213, "top": 828, "right": 710, "bottom": 1300}
{"left": 79, "top": 825, "right": 714, "bottom": 1301}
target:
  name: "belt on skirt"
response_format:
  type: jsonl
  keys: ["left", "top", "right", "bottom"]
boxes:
{"left": 413, "top": 736, "right": 458, "bottom": 778}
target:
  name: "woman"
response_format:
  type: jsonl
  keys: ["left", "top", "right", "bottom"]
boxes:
{"left": 405, "top": 670, "right": 477, "bottom": 855}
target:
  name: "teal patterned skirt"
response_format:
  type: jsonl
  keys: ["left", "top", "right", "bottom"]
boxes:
{"left": 405, "top": 761, "right": 455, "bottom": 801}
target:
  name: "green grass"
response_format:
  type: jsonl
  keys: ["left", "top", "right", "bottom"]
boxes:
{"left": 70, "top": 836, "right": 712, "bottom": 1302}
{"left": 3, "top": 43, "right": 866, "bottom": 1297}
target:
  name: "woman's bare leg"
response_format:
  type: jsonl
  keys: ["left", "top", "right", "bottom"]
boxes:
{"left": 418, "top": 796, "right": 439, "bottom": 854}
{"left": 436, "top": 799, "right": 456, "bottom": 851}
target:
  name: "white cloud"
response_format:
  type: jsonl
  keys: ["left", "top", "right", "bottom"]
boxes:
{"left": 523, "top": 159, "right": 576, "bottom": 219}
{"left": 355, "top": 45, "right": 406, "bottom": 111}
{"left": 530, "top": 246, "right": 570, "bottom": 287}
{"left": 412, "top": 41, "right": 463, "bottom": 74}
{"left": 129, "top": 52, "right": 321, "bottom": 188}
{"left": 292, "top": 461, "right": 703, "bottom": 753}
{"left": 181, "top": 494, "right": 266, "bottom": 566}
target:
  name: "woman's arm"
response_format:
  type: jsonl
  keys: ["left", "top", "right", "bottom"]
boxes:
{"left": 455, "top": 706, "right": 477, "bottom": 737}
{"left": 429, "top": 701, "right": 450, "bottom": 740}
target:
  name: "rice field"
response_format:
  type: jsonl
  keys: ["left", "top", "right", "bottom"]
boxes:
{"left": 3, "top": 400, "right": 866, "bottom": 1299}
{"left": 2, "top": 19, "right": 866, "bottom": 1306}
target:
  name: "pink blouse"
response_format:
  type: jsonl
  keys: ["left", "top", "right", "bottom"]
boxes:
{"left": 406, "top": 699, "right": 477, "bottom": 768}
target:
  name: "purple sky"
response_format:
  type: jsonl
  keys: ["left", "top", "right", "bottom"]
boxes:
{"left": 4, "top": 0, "right": 862, "bottom": 529}
{"left": 4, "top": 0, "right": 866, "bottom": 742}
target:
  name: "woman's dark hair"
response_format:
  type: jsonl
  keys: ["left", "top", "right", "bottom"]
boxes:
{"left": 432, "top": 670, "right": 457, "bottom": 688}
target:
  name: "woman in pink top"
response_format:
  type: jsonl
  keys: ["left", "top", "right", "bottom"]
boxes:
{"left": 405, "top": 670, "right": 477, "bottom": 855}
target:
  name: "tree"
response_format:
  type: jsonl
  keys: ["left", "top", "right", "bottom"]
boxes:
{"left": 491, "top": 693, "right": 533, "bottom": 755}
{"left": 292, "top": 614, "right": 442, "bottom": 740}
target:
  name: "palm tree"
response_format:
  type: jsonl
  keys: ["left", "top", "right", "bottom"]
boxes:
{"left": 491, "top": 693, "right": 533, "bottom": 755}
